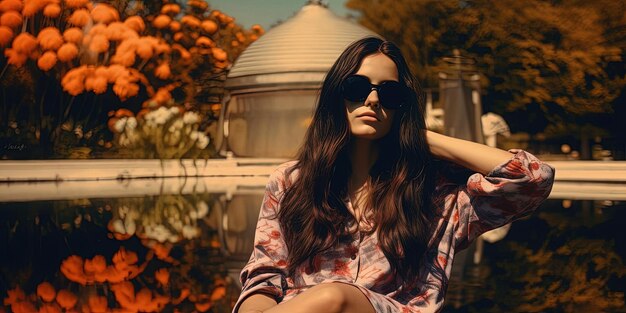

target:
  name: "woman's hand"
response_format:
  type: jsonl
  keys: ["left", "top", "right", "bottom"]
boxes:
{"left": 426, "top": 130, "right": 513, "bottom": 175}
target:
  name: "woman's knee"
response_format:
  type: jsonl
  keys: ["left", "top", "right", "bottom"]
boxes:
{"left": 308, "top": 283, "right": 347, "bottom": 313}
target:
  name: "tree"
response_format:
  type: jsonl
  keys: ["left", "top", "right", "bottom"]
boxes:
{"left": 346, "top": 0, "right": 625, "bottom": 146}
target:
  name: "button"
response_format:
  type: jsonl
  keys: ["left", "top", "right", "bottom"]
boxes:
{"left": 351, "top": 254, "right": 357, "bottom": 260}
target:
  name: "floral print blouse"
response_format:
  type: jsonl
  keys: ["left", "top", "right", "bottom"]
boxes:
{"left": 234, "top": 150, "right": 555, "bottom": 313}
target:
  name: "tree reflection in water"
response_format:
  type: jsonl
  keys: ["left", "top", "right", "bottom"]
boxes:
{"left": 1, "top": 198, "right": 624, "bottom": 312}
{"left": 0, "top": 193, "right": 243, "bottom": 312}
{"left": 444, "top": 199, "right": 626, "bottom": 313}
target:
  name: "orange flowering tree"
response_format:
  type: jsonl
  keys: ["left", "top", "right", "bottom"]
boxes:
{"left": 0, "top": 0, "right": 264, "bottom": 158}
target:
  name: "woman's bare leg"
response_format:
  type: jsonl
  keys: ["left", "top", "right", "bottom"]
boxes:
{"left": 262, "top": 282, "right": 375, "bottom": 313}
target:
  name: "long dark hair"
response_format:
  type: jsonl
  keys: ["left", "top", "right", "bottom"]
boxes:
{"left": 278, "top": 37, "right": 435, "bottom": 288}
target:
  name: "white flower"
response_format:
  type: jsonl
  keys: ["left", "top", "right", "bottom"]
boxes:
{"left": 182, "top": 225, "right": 199, "bottom": 239}
{"left": 169, "top": 106, "right": 180, "bottom": 114}
{"left": 190, "top": 201, "right": 209, "bottom": 219}
{"left": 126, "top": 117, "right": 137, "bottom": 130}
{"left": 183, "top": 111, "right": 200, "bottom": 125}
{"left": 114, "top": 117, "right": 127, "bottom": 133}
{"left": 196, "top": 132, "right": 209, "bottom": 149}
{"left": 167, "top": 119, "right": 184, "bottom": 133}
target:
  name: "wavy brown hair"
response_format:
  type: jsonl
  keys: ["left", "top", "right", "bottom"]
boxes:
{"left": 278, "top": 37, "right": 435, "bottom": 288}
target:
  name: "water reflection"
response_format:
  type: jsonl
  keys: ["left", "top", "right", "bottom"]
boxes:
{"left": 0, "top": 191, "right": 263, "bottom": 313}
{"left": 1, "top": 192, "right": 625, "bottom": 312}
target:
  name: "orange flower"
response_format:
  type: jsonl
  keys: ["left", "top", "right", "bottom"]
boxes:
{"left": 135, "top": 288, "right": 152, "bottom": 308}
{"left": 210, "top": 286, "right": 225, "bottom": 301}
{"left": 85, "top": 74, "right": 107, "bottom": 94}
{"left": 43, "top": 3, "right": 60, "bottom": 18}
{"left": 64, "top": 0, "right": 88, "bottom": 9}
{"left": 161, "top": 4, "right": 180, "bottom": 15}
{"left": 84, "top": 255, "right": 107, "bottom": 273}
{"left": 194, "top": 294, "right": 211, "bottom": 312}
{"left": 154, "top": 42, "right": 170, "bottom": 54}
{"left": 62, "top": 27, "right": 82, "bottom": 43}
{"left": 88, "top": 295, "right": 107, "bottom": 313}
{"left": 12, "top": 32, "right": 37, "bottom": 53}
{"left": 152, "top": 14, "right": 170, "bottom": 29}
{"left": 61, "top": 66, "right": 88, "bottom": 96}
{"left": 201, "top": 20, "right": 217, "bottom": 34}
{"left": 251, "top": 24, "right": 264, "bottom": 34}
{"left": 123, "top": 16, "right": 144, "bottom": 33}
{"left": 56, "top": 290, "right": 77, "bottom": 310}
{"left": 36, "top": 282, "right": 56, "bottom": 302}
{"left": 211, "top": 47, "right": 227, "bottom": 61}
{"left": 195, "top": 36, "right": 212, "bottom": 47}
{"left": 11, "top": 301, "right": 37, "bottom": 313}
{"left": 113, "top": 77, "right": 139, "bottom": 101}
{"left": 154, "top": 268, "right": 169, "bottom": 286}
{"left": 111, "top": 50, "right": 135, "bottom": 67}
{"left": 3, "top": 286, "right": 26, "bottom": 306}
{"left": 112, "top": 247, "right": 139, "bottom": 270}
{"left": 67, "top": 9, "right": 90, "bottom": 27}
{"left": 0, "top": 11, "right": 22, "bottom": 28}
{"left": 172, "top": 44, "right": 191, "bottom": 61}
{"left": 57, "top": 42, "right": 78, "bottom": 62}
{"left": 22, "top": 0, "right": 45, "bottom": 17}
{"left": 154, "top": 62, "right": 170, "bottom": 79}
{"left": 88, "top": 23, "right": 107, "bottom": 36}
{"left": 37, "top": 27, "right": 64, "bottom": 51}
{"left": 236, "top": 32, "right": 245, "bottom": 43}
{"left": 88, "top": 34, "right": 109, "bottom": 53}
{"left": 169, "top": 20, "right": 180, "bottom": 32}
{"left": 37, "top": 51, "right": 57, "bottom": 71}
{"left": 136, "top": 37, "right": 156, "bottom": 59}
{"left": 173, "top": 32, "right": 183, "bottom": 42}
{"left": 90, "top": 3, "right": 119, "bottom": 24}
{"left": 4, "top": 48, "right": 27, "bottom": 66}
{"left": 39, "top": 303, "right": 62, "bottom": 313}
{"left": 188, "top": 0, "right": 208, "bottom": 10}
{"left": 105, "top": 21, "right": 133, "bottom": 41}
{"left": 171, "top": 288, "right": 190, "bottom": 305}
{"left": 0, "top": 0, "right": 23, "bottom": 12}
{"left": 180, "top": 15, "right": 201, "bottom": 28}
{"left": 0, "top": 25, "right": 13, "bottom": 46}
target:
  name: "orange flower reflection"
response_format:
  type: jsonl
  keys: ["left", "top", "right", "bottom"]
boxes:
{"left": 64, "top": 0, "right": 89, "bottom": 9}
{"left": 4, "top": 48, "right": 27, "bottom": 66}
{"left": 56, "top": 290, "right": 78, "bottom": 310}
{"left": 88, "top": 295, "right": 107, "bottom": 313}
{"left": 152, "top": 15, "right": 171, "bottom": 29}
{"left": 37, "top": 282, "right": 56, "bottom": 302}
{"left": 37, "top": 51, "right": 57, "bottom": 71}
{"left": 154, "top": 63, "right": 170, "bottom": 80}
{"left": 155, "top": 268, "right": 170, "bottom": 287}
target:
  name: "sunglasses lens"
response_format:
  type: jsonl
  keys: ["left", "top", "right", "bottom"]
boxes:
{"left": 378, "top": 81, "right": 406, "bottom": 109}
{"left": 342, "top": 75, "right": 371, "bottom": 102}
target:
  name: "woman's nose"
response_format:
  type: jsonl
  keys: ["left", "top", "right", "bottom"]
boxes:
{"left": 364, "top": 89, "right": 380, "bottom": 108}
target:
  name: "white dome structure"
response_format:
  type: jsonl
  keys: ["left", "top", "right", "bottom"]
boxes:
{"left": 218, "top": 1, "right": 378, "bottom": 158}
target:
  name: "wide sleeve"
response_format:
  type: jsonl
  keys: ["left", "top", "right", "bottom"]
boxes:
{"left": 232, "top": 164, "right": 292, "bottom": 313}
{"left": 452, "top": 149, "right": 555, "bottom": 250}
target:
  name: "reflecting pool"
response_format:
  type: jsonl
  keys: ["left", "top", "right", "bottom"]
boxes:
{"left": 1, "top": 182, "right": 625, "bottom": 312}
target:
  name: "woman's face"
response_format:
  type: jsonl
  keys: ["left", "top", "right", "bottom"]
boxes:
{"left": 345, "top": 53, "right": 399, "bottom": 140}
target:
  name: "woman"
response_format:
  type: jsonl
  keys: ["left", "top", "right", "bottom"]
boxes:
{"left": 234, "top": 37, "right": 555, "bottom": 313}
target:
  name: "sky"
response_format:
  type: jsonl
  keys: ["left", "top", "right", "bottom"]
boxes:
{"left": 207, "top": 0, "right": 357, "bottom": 30}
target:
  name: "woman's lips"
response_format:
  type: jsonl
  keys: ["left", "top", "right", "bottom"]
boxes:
{"left": 357, "top": 114, "right": 378, "bottom": 121}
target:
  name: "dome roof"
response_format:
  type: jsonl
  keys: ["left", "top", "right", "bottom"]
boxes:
{"left": 225, "top": 2, "right": 379, "bottom": 91}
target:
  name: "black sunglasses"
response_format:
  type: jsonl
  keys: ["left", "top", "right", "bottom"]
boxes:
{"left": 341, "top": 74, "right": 408, "bottom": 109}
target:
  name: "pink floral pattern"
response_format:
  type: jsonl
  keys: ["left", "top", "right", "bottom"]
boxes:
{"left": 234, "top": 150, "right": 555, "bottom": 313}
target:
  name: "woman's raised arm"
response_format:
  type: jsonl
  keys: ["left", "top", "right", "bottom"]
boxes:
{"left": 426, "top": 130, "right": 513, "bottom": 175}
